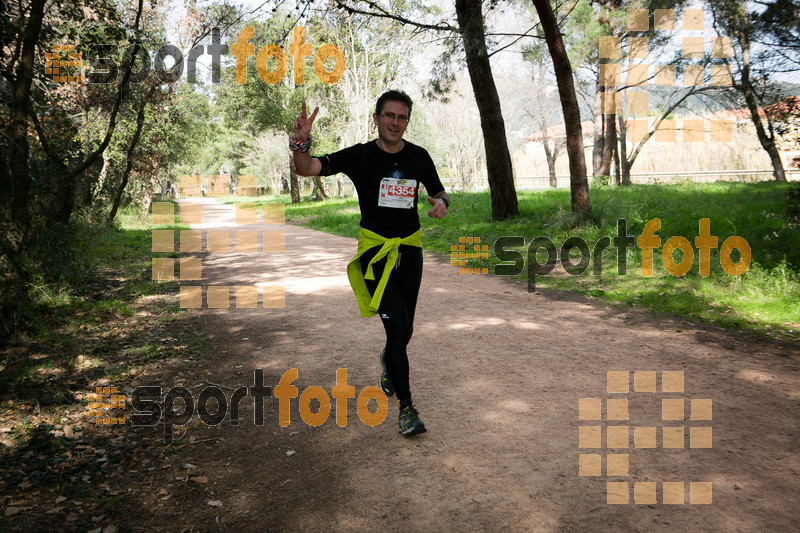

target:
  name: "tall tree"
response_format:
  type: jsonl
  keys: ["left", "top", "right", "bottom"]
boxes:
{"left": 7, "top": 0, "right": 47, "bottom": 232}
{"left": 456, "top": 0, "right": 519, "bottom": 219}
{"left": 560, "top": 0, "right": 621, "bottom": 179}
{"left": 3, "top": 0, "right": 145, "bottom": 238}
{"left": 563, "top": 1, "right": 693, "bottom": 183}
{"left": 213, "top": 17, "right": 344, "bottom": 203}
{"left": 531, "top": 0, "right": 591, "bottom": 216}
{"left": 522, "top": 42, "right": 566, "bottom": 188}
{"left": 426, "top": 77, "right": 487, "bottom": 191}
{"left": 710, "top": 0, "right": 793, "bottom": 181}
{"left": 753, "top": 0, "right": 800, "bottom": 70}
{"left": 317, "top": 11, "right": 414, "bottom": 197}
{"left": 333, "top": 0, "right": 519, "bottom": 220}
{"left": 615, "top": 82, "right": 713, "bottom": 185}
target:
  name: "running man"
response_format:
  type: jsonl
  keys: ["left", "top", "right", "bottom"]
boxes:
{"left": 290, "top": 90, "right": 449, "bottom": 436}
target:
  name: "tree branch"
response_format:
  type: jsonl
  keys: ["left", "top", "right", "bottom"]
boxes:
{"left": 332, "top": 0, "right": 457, "bottom": 32}
{"left": 35, "top": 0, "right": 146, "bottom": 178}
{"left": 627, "top": 85, "right": 716, "bottom": 165}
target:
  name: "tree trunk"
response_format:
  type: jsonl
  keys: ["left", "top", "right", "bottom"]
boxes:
{"left": 740, "top": 37, "right": 786, "bottom": 181}
{"left": 142, "top": 158, "right": 160, "bottom": 215}
{"left": 617, "top": 115, "right": 632, "bottom": 186}
{"left": 621, "top": 161, "right": 632, "bottom": 186}
{"left": 92, "top": 151, "right": 111, "bottom": 201}
{"left": 313, "top": 176, "right": 331, "bottom": 200}
{"left": 613, "top": 139, "right": 621, "bottom": 186}
{"left": 541, "top": 125, "right": 558, "bottom": 188}
{"left": 532, "top": 0, "right": 591, "bottom": 216}
{"left": 472, "top": 153, "right": 480, "bottom": 191}
{"left": 597, "top": 114, "right": 615, "bottom": 177}
{"left": 592, "top": 77, "right": 604, "bottom": 177}
{"left": 81, "top": 108, "right": 96, "bottom": 207}
{"left": 56, "top": 172, "right": 79, "bottom": 225}
{"left": 455, "top": 0, "right": 518, "bottom": 220}
{"left": 9, "top": 0, "right": 46, "bottom": 232}
{"left": 336, "top": 176, "right": 344, "bottom": 198}
{"left": 547, "top": 153, "right": 558, "bottom": 188}
{"left": 288, "top": 151, "right": 300, "bottom": 204}
{"left": 107, "top": 92, "right": 150, "bottom": 226}
{"left": 535, "top": 76, "right": 558, "bottom": 189}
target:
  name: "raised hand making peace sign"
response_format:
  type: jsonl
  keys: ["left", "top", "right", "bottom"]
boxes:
{"left": 293, "top": 101, "right": 319, "bottom": 142}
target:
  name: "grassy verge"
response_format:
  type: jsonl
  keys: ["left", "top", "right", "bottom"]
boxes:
{"left": 0, "top": 202, "right": 205, "bottom": 520}
{"left": 1, "top": 203, "right": 199, "bottom": 397}
{"left": 226, "top": 182, "right": 799, "bottom": 341}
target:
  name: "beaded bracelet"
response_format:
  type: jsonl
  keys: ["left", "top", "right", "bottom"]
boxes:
{"left": 289, "top": 135, "right": 311, "bottom": 153}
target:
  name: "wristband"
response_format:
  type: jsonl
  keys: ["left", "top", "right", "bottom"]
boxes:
{"left": 439, "top": 196, "right": 449, "bottom": 209}
{"left": 289, "top": 135, "right": 311, "bottom": 153}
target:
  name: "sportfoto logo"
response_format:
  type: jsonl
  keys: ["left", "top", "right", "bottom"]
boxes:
{"left": 52, "top": 25, "right": 344, "bottom": 85}
{"left": 579, "top": 370, "right": 713, "bottom": 505}
{"left": 151, "top": 200, "right": 286, "bottom": 310}
{"left": 130, "top": 369, "right": 388, "bottom": 442}
{"left": 451, "top": 237, "right": 490, "bottom": 275}
{"left": 491, "top": 218, "right": 751, "bottom": 291}
{"left": 600, "top": 8, "right": 735, "bottom": 143}
{"left": 87, "top": 386, "right": 126, "bottom": 425}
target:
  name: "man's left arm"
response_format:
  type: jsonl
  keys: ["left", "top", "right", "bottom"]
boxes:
{"left": 426, "top": 191, "right": 449, "bottom": 219}
{"left": 422, "top": 149, "right": 448, "bottom": 219}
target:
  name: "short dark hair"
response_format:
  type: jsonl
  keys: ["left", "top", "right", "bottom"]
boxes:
{"left": 375, "top": 90, "right": 413, "bottom": 117}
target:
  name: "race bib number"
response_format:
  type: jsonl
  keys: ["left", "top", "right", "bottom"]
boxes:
{"left": 378, "top": 178, "right": 417, "bottom": 209}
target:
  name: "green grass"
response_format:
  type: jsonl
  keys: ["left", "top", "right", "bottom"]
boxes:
{"left": 231, "top": 182, "right": 799, "bottom": 341}
{"left": 0, "top": 200, "right": 202, "bottom": 401}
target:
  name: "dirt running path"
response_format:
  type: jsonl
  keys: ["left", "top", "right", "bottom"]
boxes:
{"left": 139, "top": 197, "right": 799, "bottom": 532}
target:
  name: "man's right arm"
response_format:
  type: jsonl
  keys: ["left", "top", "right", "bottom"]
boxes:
{"left": 291, "top": 101, "right": 322, "bottom": 176}
{"left": 293, "top": 150, "right": 322, "bottom": 177}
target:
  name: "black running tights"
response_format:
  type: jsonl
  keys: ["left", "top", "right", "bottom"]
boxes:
{"left": 359, "top": 244, "right": 423, "bottom": 404}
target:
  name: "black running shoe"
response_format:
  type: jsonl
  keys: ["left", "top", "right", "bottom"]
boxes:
{"left": 379, "top": 349, "right": 395, "bottom": 397}
{"left": 398, "top": 404, "right": 427, "bottom": 436}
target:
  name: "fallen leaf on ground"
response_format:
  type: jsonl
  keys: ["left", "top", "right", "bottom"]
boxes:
{"left": 207, "top": 500, "right": 222, "bottom": 507}
{"left": 191, "top": 476, "right": 208, "bottom": 484}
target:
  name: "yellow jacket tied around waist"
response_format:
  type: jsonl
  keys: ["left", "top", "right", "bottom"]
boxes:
{"left": 347, "top": 228, "right": 422, "bottom": 317}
